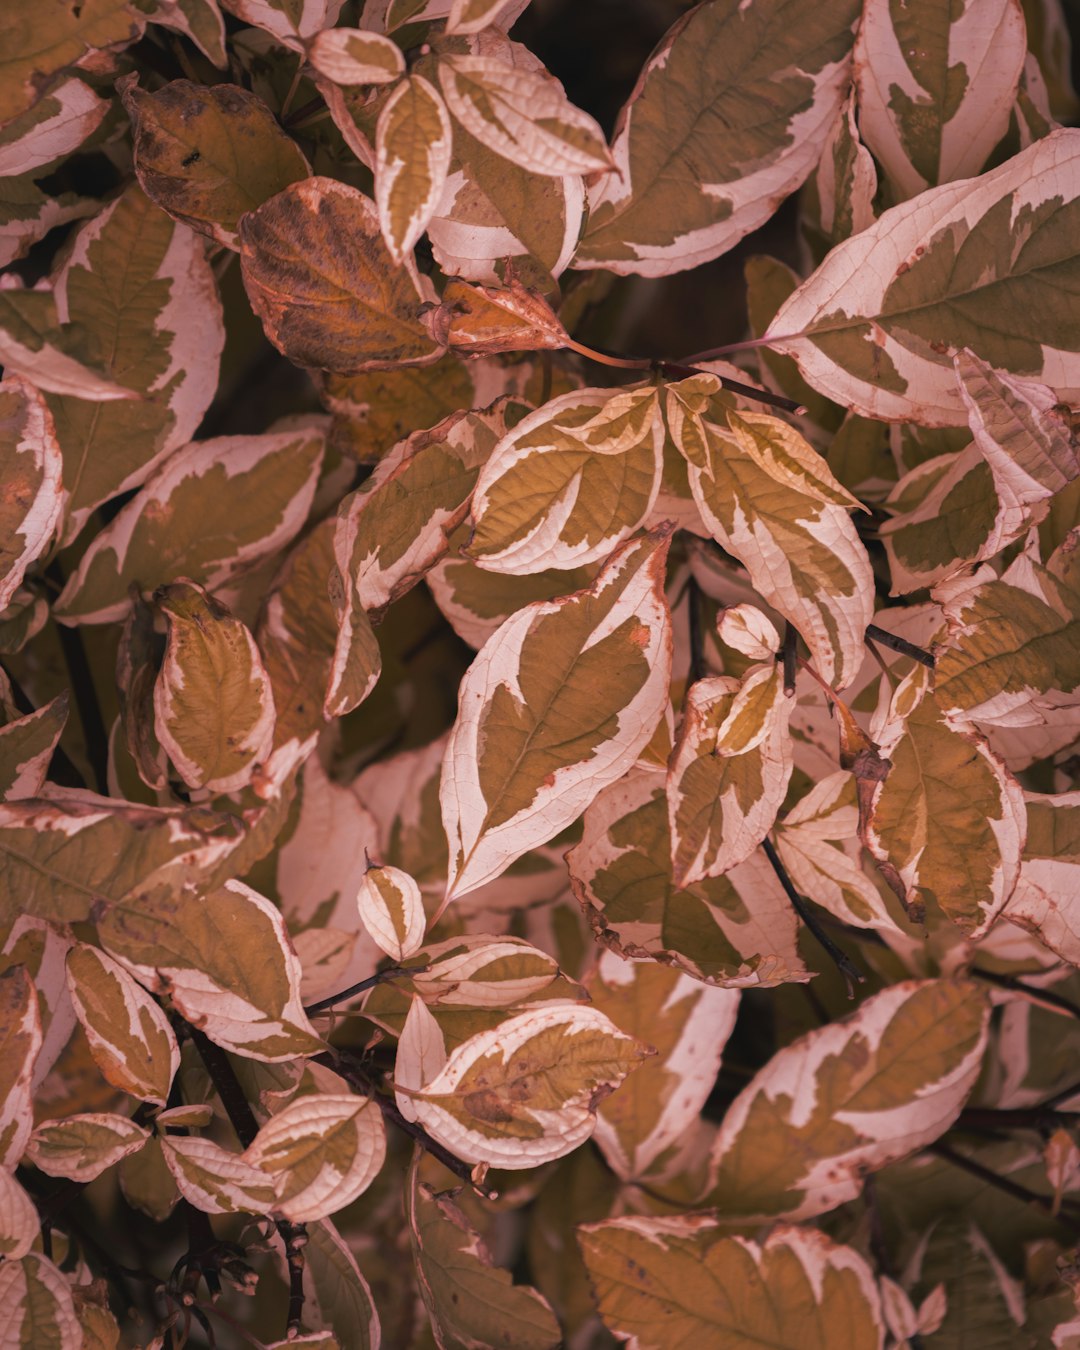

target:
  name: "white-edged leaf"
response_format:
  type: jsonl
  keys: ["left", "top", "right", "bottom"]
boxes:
{"left": 307, "top": 28, "right": 405, "bottom": 85}
{"left": 0, "top": 966, "right": 40, "bottom": 1168}
{"left": 0, "top": 1253, "right": 82, "bottom": 1350}
{"left": 0, "top": 1168, "right": 38, "bottom": 1261}
{"left": 25, "top": 1112, "right": 149, "bottom": 1182}
{"left": 411, "top": 935, "right": 560, "bottom": 1008}
{"left": 1005, "top": 789, "right": 1080, "bottom": 964}
{"left": 160, "top": 1133, "right": 277, "bottom": 1214}
{"left": 445, "top": 0, "right": 510, "bottom": 34}
{"left": 357, "top": 864, "right": 426, "bottom": 961}
{"left": 715, "top": 604, "right": 780, "bottom": 663}
{"left": 0, "top": 376, "right": 61, "bottom": 611}
{"left": 0, "top": 76, "right": 108, "bottom": 178}
{"left": 219, "top": 0, "right": 344, "bottom": 51}
{"left": 301, "top": 1220, "right": 381, "bottom": 1350}
{"left": 0, "top": 692, "right": 68, "bottom": 802}
{"left": 375, "top": 74, "right": 452, "bottom": 265}
{"left": 394, "top": 994, "right": 447, "bottom": 1123}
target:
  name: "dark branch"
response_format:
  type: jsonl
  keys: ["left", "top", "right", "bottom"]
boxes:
{"left": 781, "top": 624, "right": 798, "bottom": 697}
{"left": 303, "top": 964, "right": 423, "bottom": 1017}
{"left": 865, "top": 623, "right": 935, "bottom": 669}
{"left": 971, "top": 968, "right": 1080, "bottom": 1023}
{"left": 930, "top": 1141, "right": 1080, "bottom": 1237}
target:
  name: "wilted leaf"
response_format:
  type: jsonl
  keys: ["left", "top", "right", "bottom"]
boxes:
{"left": 441, "top": 528, "right": 673, "bottom": 900}
{"left": 410, "top": 1002, "right": 650, "bottom": 1168}
{"left": 0, "top": 1253, "right": 82, "bottom": 1350}
{"left": 705, "top": 979, "right": 988, "bottom": 1221}
{"left": 25, "top": 1112, "right": 149, "bottom": 1182}
{"left": 578, "top": 1217, "right": 883, "bottom": 1349}
{"left": 427, "top": 277, "right": 569, "bottom": 355}
{"left": 0, "top": 966, "right": 40, "bottom": 1167}
{"left": 124, "top": 78, "right": 310, "bottom": 247}
{"left": 575, "top": 0, "right": 860, "bottom": 275}
{"left": 239, "top": 176, "right": 444, "bottom": 373}
{"left": 802, "top": 90, "right": 877, "bottom": 252}
{"left": 375, "top": 75, "right": 452, "bottom": 265}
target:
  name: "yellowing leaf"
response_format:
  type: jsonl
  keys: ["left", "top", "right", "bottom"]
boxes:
{"left": 437, "top": 53, "right": 612, "bottom": 177}
{"left": 66, "top": 943, "right": 179, "bottom": 1106}
{"left": 575, "top": 0, "right": 860, "bottom": 276}
{"left": 767, "top": 129, "right": 1080, "bottom": 424}
{"left": 244, "top": 1093, "right": 386, "bottom": 1222}
{"left": 25, "top": 1112, "right": 149, "bottom": 1182}
{"left": 375, "top": 75, "right": 452, "bottom": 265}
{"left": 0, "top": 1168, "right": 38, "bottom": 1261}
{"left": 407, "top": 1158, "right": 561, "bottom": 1349}
{"left": 568, "top": 766, "right": 808, "bottom": 989}
{"left": 1005, "top": 789, "right": 1080, "bottom": 964}
{"left": 410, "top": 1002, "right": 651, "bottom": 1167}
{"left": 357, "top": 864, "right": 426, "bottom": 961}
{"left": 667, "top": 665, "right": 794, "bottom": 886}
{"left": 0, "top": 76, "right": 108, "bottom": 180}
{"left": 124, "top": 78, "right": 310, "bottom": 248}
{"left": 855, "top": 0, "right": 1026, "bottom": 200}
{"left": 469, "top": 385, "right": 664, "bottom": 573}
{"left": 441, "top": 528, "right": 673, "bottom": 900}
{"left": 239, "top": 176, "right": 444, "bottom": 373}
{"left": 586, "top": 950, "right": 739, "bottom": 1181}
{"left": 0, "top": 1253, "right": 82, "bottom": 1350}
{"left": 307, "top": 28, "right": 405, "bottom": 85}
{"left": 160, "top": 1134, "right": 276, "bottom": 1215}
{"left": 98, "top": 878, "right": 325, "bottom": 1063}
{"left": 0, "top": 966, "right": 40, "bottom": 1167}
{"left": 706, "top": 979, "right": 988, "bottom": 1221}
{"left": 579, "top": 1217, "right": 883, "bottom": 1349}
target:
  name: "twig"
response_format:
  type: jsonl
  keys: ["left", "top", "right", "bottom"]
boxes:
{"left": 930, "top": 1141, "right": 1080, "bottom": 1236}
{"left": 864, "top": 623, "right": 935, "bottom": 668}
{"left": 280, "top": 1221, "right": 307, "bottom": 1337}
{"left": 686, "top": 575, "right": 706, "bottom": 687}
{"left": 303, "top": 965, "right": 422, "bottom": 1017}
{"left": 47, "top": 564, "right": 110, "bottom": 793}
{"left": 971, "top": 968, "right": 1080, "bottom": 1023}
{"left": 760, "top": 836, "right": 865, "bottom": 997}
{"left": 1044, "top": 1079, "right": 1080, "bottom": 1110}
{"left": 781, "top": 624, "right": 797, "bottom": 697}
{"left": 955, "top": 1105, "right": 1080, "bottom": 1133}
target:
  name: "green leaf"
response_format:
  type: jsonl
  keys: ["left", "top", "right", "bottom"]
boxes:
{"left": 26, "top": 1112, "right": 149, "bottom": 1182}
{"left": 0, "top": 1253, "right": 82, "bottom": 1350}
{"left": 375, "top": 75, "right": 452, "bottom": 265}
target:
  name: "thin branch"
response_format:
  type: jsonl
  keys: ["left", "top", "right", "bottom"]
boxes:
{"left": 955, "top": 1105, "right": 1080, "bottom": 1133}
{"left": 760, "top": 836, "right": 865, "bottom": 997}
{"left": 686, "top": 575, "right": 706, "bottom": 687}
{"left": 303, "top": 964, "right": 423, "bottom": 1017}
{"left": 46, "top": 564, "right": 110, "bottom": 793}
{"left": 679, "top": 331, "right": 811, "bottom": 364}
{"left": 864, "top": 623, "right": 935, "bottom": 669}
{"left": 1044, "top": 1079, "right": 1080, "bottom": 1110}
{"left": 930, "top": 1141, "right": 1080, "bottom": 1236}
{"left": 970, "top": 968, "right": 1080, "bottom": 1023}
{"left": 781, "top": 624, "right": 798, "bottom": 697}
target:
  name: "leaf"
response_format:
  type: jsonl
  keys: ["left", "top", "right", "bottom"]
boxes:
{"left": 394, "top": 994, "right": 447, "bottom": 1122}
{"left": 862, "top": 672, "right": 1027, "bottom": 933}
{"left": 766, "top": 129, "right": 1080, "bottom": 424}
{"left": 468, "top": 385, "right": 664, "bottom": 573}
{"left": 357, "top": 864, "right": 426, "bottom": 961}
{"left": 243, "top": 1093, "right": 386, "bottom": 1222}
{"left": 119, "top": 1133, "right": 179, "bottom": 1222}
{"left": 426, "top": 278, "right": 569, "bottom": 356}
{"left": 1004, "top": 789, "right": 1080, "bottom": 964}
{"left": 411, "top": 935, "right": 560, "bottom": 1008}
{"left": 410, "top": 1002, "right": 652, "bottom": 1167}
{"left": 2, "top": 917, "right": 74, "bottom": 1092}
{"left": 446, "top": 0, "right": 510, "bottom": 34}
{"left": 375, "top": 75, "right": 452, "bottom": 265}
{"left": 674, "top": 381, "right": 873, "bottom": 688}
{"left": 579, "top": 1218, "right": 883, "bottom": 1349}
{"left": 575, "top": 0, "right": 860, "bottom": 276}
{"left": 715, "top": 603, "right": 781, "bottom": 663}
{"left": 66, "top": 942, "right": 180, "bottom": 1106}
{"left": 147, "top": 0, "right": 228, "bottom": 68}
{"left": 0, "top": 1168, "right": 38, "bottom": 1261}
{"left": 705, "top": 978, "right": 988, "bottom": 1221}
{"left": 801, "top": 90, "right": 877, "bottom": 252}
{"left": 407, "top": 1157, "right": 561, "bottom": 1349}
{"left": 160, "top": 1134, "right": 277, "bottom": 1215}
{"left": 0, "top": 789, "right": 247, "bottom": 926}
{"left": 25, "top": 1112, "right": 149, "bottom": 1182}
{"left": 45, "top": 185, "right": 225, "bottom": 543}
{"left": 0, "top": 1253, "right": 82, "bottom": 1350}
{"left": 586, "top": 950, "right": 739, "bottom": 1181}
{"left": 0, "top": 966, "right": 40, "bottom": 1167}
{"left": 218, "top": 0, "right": 343, "bottom": 50}
{"left": 0, "top": 175, "right": 96, "bottom": 273}
{"left": 667, "top": 665, "right": 795, "bottom": 886}
{"left": 239, "top": 176, "right": 444, "bottom": 373}
{"left": 152, "top": 581, "right": 275, "bottom": 795}
{"left": 56, "top": 423, "right": 324, "bottom": 625}
{"left": 124, "top": 78, "right": 310, "bottom": 248}
{"left": 0, "top": 692, "right": 68, "bottom": 802}
{"left": 0, "top": 0, "right": 145, "bottom": 127}
{"left": 854, "top": 0, "right": 1027, "bottom": 200}
{"left": 301, "top": 1220, "right": 380, "bottom": 1350}
{"left": 0, "top": 76, "right": 109, "bottom": 178}
{"left": 437, "top": 54, "right": 611, "bottom": 177}
{"left": 568, "top": 765, "right": 808, "bottom": 989}
{"left": 97, "top": 878, "right": 325, "bottom": 1062}
{"left": 441, "top": 528, "right": 673, "bottom": 900}
{"left": 307, "top": 28, "right": 405, "bottom": 85}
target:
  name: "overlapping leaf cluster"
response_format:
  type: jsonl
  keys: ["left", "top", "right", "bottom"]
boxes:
{"left": 3, "top": 0, "right": 1080, "bottom": 1345}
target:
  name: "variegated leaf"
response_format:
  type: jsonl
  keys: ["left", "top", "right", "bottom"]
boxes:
{"left": 0, "top": 1253, "right": 82, "bottom": 1350}
{"left": 244, "top": 1093, "right": 386, "bottom": 1222}
{"left": 239, "top": 177, "right": 444, "bottom": 373}
{"left": 0, "top": 76, "right": 108, "bottom": 179}
{"left": 579, "top": 1218, "right": 883, "bottom": 1349}
{"left": 124, "top": 78, "right": 310, "bottom": 248}
{"left": 307, "top": 28, "right": 405, "bottom": 85}
{"left": 1005, "top": 790, "right": 1080, "bottom": 964}
{"left": 407, "top": 1156, "right": 561, "bottom": 1349}
{"left": 147, "top": 0, "right": 228, "bottom": 67}
{"left": 302, "top": 1220, "right": 381, "bottom": 1350}
{"left": 469, "top": 386, "right": 664, "bottom": 573}
{"left": 705, "top": 979, "right": 989, "bottom": 1221}
{"left": 445, "top": 0, "right": 511, "bottom": 34}
{"left": 673, "top": 381, "right": 873, "bottom": 688}
{"left": 411, "top": 935, "right": 560, "bottom": 1008}
{"left": 854, "top": 0, "right": 1027, "bottom": 200}
{"left": 0, "top": 285, "right": 136, "bottom": 403}
{"left": 862, "top": 670, "right": 1026, "bottom": 933}
{"left": 568, "top": 766, "right": 808, "bottom": 989}
{"left": 160, "top": 1134, "right": 277, "bottom": 1214}
{"left": 66, "top": 942, "right": 179, "bottom": 1106}
{"left": 767, "top": 129, "right": 1080, "bottom": 424}
{"left": 98, "top": 878, "right": 325, "bottom": 1062}
{"left": 802, "top": 89, "right": 877, "bottom": 253}
{"left": 410, "top": 1003, "right": 651, "bottom": 1167}
{"left": 667, "top": 665, "right": 794, "bottom": 886}
{"left": 375, "top": 75, "right": 452, "bottom": 265}
{"left": 575, "top": 0, "right": 860, "bottom": 276}
{"left": 47, "top": 185, "right": 225, "bottom": 543}
{"left": 151, "top": 582, "right": 275, "bottom": 796}
{"left": 586, "top": 950, "right": 739, "bottom": 1181}
{"left": 25, "top": 1112, "right": 149, "bottom": 1182}
{"left": 437, "top": 54, "right": 612, "bottom": 177}
{"left": 357, "top": 864, "right": 426, "bottom": 961}
{"left": 441, "top": 529, "right": 673, "bottom": 900}
{"left": 0, "top": 692, "right": 67, "bottom": 802}
{"left": 0, "top": 177, "right": 96, "bottom": 273}
{"left": 394, "top": 994, "right": 447, "bottom": 1122}
{"left": 0, "top": 966, "right": 40, "bottom": 1167}
{"left": 0, "top": 1168, "right": 38, "bottom": 1261}
{"left": 219, "top": 0, "right": 343, "bottom": 51}
{"left": 2, "top": 918, "right": 74, "bottom": 1092}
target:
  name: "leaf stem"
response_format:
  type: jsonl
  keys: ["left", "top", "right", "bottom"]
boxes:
{"left": 864, "top": 623, "right": 935, "bottom": 668}
{"left": 760, "top": 836, "right": 865, "bottom": 997}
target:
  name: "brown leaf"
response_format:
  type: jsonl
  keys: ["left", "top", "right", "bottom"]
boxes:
{"left": 424, "top": 278, "right": 569, "bottom": 355}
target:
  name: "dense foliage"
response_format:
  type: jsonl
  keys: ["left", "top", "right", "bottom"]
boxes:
{"left": 3, "top": 0, "right": 1080, "bottom": 1345}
